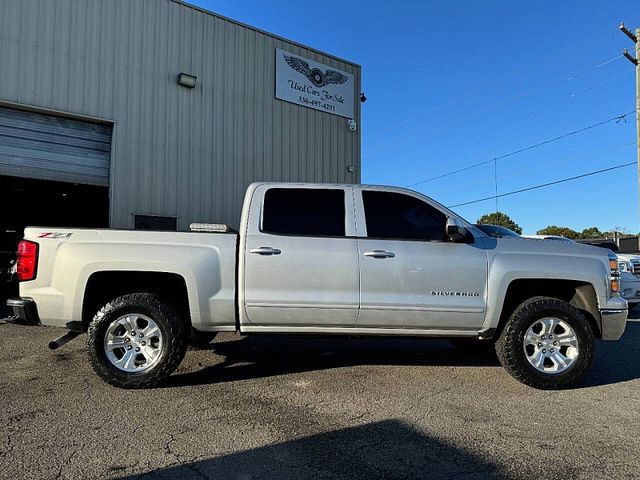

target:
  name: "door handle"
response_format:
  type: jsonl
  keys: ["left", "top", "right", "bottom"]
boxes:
{"left": 249, "top": 246, "right": 282, "bottom": 255}
{"left": 364, "top": 250, "right": 395, "bottom": 259}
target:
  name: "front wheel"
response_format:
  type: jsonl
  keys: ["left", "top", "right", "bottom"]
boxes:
{"left": 495, "top": 296, "right": 594, "bottom": 389}
{"left": 87, "top": 293, "right": 188, "bottom": 389}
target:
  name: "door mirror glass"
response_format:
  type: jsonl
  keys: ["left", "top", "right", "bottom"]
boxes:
{"left": 446, "top": 217, "right": 470, "bottom": 242}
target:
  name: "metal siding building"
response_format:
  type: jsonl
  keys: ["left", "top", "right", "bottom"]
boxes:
{"left": 0, "top": 0, "right": 361, "bottom": 230}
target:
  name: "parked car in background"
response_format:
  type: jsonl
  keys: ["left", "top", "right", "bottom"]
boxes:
{"left": 473, "top": 224, "right": 521, "bottom": 238}
{"left": 616, "top": 254, "right": 640, "bottom": 308}
{"left": 522, "top": 234, "right": 576, "bottom": 244}
{"left": 577, "top": 239, "right": 619, "bottom": 252}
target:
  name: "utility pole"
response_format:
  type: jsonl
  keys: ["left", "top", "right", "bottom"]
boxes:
{"left": 619, "top": 22, "right": 640, "bottom": 231}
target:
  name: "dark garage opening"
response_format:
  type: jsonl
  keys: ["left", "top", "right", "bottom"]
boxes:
{"left": 0, "top": 175, "right": 109, "bottom": 312}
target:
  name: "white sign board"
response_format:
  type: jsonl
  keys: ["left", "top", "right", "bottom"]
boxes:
{"left": 275, "top": 48, "right": 355, "bottom": 119}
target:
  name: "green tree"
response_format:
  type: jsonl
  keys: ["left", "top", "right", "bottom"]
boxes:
{"left": 536, "top": 225, "right": 579, "bottom": 239}
{"left": 579, "top": 227, "right": 604, "bottom": 239}
{"left": 476, "top": 212, "right": 522, "bottom": 234}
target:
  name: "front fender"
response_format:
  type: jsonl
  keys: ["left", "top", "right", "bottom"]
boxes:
{"left": 482, "top": 251, "right": 609, "bottom": 332}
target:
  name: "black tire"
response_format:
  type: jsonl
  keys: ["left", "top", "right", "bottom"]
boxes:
{"left": 448, "top": 338, "right": 495, "bottom": 353}
{"left": 87, "top": 293, "right": 188, "bottom": 389}
{"left": 495, "top": 296, "right": 594, "bottom": 390}
{"left": 189, "top": 330, "right": 217, "bottom": 349}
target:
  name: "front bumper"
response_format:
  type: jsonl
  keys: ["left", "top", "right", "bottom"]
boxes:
{"left": 6, "top": 298, "right": 40, "bottom": 326}
{"left": 599, "top": 308, "right": 627, "bottom": 340}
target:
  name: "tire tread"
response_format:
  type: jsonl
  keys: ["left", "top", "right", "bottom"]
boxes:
{"left": 87, "top": 293, "right": 188, "bottom": 389}
{"left": 495, "top": 296, "right": 594, "bottom": 390}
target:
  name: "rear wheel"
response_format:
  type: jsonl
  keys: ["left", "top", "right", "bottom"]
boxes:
{"left": 495, "top": 296, "right": 594, "bottom": 389}
{"left": 87, "top": 293, "right": 188, "bottom": 389}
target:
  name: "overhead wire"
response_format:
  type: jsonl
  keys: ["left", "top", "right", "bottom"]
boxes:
{"left": 365, "top": 52, "right": 625, "bottom": 168}
{"left": 434, "top": 141, "right": 636, "bottom": 195}
{"left": 365, "top": 68, "right": 630, "bottom": 179}
{"left": 366, "top": 46, "right": 622, "bottom": 152}
{"left": 406, "top": 110, "right": 636, "bottom": 188}
{"left": 366, "top": 25, "right": 625, "bottom": 140}
{"left": 366, "top": 17, "right": 640, "bottom": 144}
{"left": 363, "top": 19, "right": 640, "bottom": 215}
{"left": 447, "top": 161, "right": 636, "bottom": 208}
{"left": 364, "top": 55, "right": 623, "bottom": 174}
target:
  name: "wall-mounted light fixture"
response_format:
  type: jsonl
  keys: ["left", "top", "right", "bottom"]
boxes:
{"left": 177, "top": 72, "right": 197, "bottom": 88}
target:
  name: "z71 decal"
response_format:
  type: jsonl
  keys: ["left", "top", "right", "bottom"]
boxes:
{"left": 38, "top": 232, "right": 74, "bottom": 239}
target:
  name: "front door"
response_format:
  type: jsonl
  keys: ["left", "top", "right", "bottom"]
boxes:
{"left": 356, "top": 188, "right": 488, "bottom": 330}
{"left": 242, "top": 185, "right": 359, "bottom": 328}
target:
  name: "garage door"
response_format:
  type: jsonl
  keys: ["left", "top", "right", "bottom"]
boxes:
{"left": 0, "top": 107, "right": 111, "bottom": 186}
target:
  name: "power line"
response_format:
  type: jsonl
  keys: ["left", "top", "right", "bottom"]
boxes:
{"left": 367, "top": 25, "right": 629, "bottom": 141}
{"left": 366, "top": 69, "right": 630, "bottom": 179}
{"left": 441, "top": 141, "right": 635, "bottom": 194}
{"left": 366, "top": 16, "right": 640, "bottom": 155}
{"left": 366, "top": 51, "right": 624, "bottom": 154}
{"left": 365, "top": 55, "right": 628, "bottom": 179}
{"left": 447, "top": 161, "right": 636, "bottom": 208}
{"left": 407, "top": 110, "right": 635, "bottom": 188}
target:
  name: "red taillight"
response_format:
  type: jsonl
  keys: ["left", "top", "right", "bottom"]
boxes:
{"left": 17, "top": 240, "right": 38, "bottom": 282}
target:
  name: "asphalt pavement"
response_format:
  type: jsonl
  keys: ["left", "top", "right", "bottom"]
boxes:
{"left": 1, "top": 316, "right": 639, "bottom": 480}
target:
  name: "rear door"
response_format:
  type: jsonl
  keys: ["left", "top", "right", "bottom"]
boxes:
{"left": 356, "top": 187, "right": 488, "bottom": 330}
{"left": 242, "top": 185, "right": 359, "bottom": 328}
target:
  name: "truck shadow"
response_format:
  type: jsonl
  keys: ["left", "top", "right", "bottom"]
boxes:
{"left": 115, "top": 419, "right": 512, "bottom": 480}
{"left": 166, "top": 323, "right": 640, "bottom": 389}
{"left": 168, "top": 335, "right": 499, "bottom": 388}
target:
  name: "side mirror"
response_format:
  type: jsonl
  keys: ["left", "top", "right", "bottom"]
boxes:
{"left": 446, "top": 217, "right": 470, "bottom": 242}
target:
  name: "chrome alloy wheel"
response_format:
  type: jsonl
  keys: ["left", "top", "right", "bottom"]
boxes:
{"left": 104, "top": 314, "right": 163, "bottom": 372}
{"left": 523, "top": 317, "right": 579, "bottom": 374}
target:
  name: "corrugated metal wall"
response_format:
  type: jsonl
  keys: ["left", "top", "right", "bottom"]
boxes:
{"left": 0, "top": 0, "right": 361, "bottom": 229}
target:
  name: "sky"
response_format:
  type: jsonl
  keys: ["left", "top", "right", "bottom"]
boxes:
{"left": 194, "top": 0, "right": 639, "bottom": 235}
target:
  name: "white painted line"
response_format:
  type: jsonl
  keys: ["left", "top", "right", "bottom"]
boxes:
{"left": 627, "top": 319, "right": 640, "bottom": 323}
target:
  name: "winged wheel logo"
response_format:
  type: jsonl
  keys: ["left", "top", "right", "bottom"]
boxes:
{"left": 283, "top": 54, "right": 348, "bottom": 87}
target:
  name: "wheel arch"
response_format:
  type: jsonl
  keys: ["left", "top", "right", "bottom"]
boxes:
{"left": 81, "top": 271, "right": 191, "bottom": 331}
{"left": 496, "top": 279, "right": 601, "bottom": 339}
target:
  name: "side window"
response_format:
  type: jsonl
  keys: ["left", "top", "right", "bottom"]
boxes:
{"left": 362, "top": 190, "right": 447, "bottom": 241}
{"left": 262, "top": 188, "right": 346, "bottom": 237}
{"left": 134, "top": 215, "right": 177, "bottom": 231}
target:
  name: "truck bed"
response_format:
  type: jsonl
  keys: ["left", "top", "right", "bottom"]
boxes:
{"left": 20, "top": 227, "right": 238, "bottom": 331}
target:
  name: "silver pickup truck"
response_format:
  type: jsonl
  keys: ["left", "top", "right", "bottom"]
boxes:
{"left": 8, "top": 183, "right": 627, "bottom": 389}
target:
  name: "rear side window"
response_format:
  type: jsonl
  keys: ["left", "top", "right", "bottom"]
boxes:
{"left": 134, "top": 215, "right": 177, "bottom": 231}
{"left": 262, "top": 188, "right": 346, "bottom": 237}
{"left": 362, "top": 190, "right": 447, "bottom": 241}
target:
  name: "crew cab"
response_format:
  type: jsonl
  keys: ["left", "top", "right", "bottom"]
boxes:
{"left": 8, "top": 183, "right": 628, "bottom": 389}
